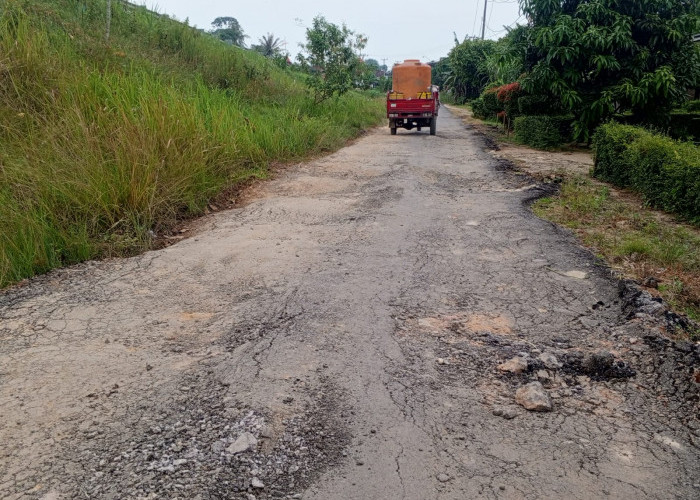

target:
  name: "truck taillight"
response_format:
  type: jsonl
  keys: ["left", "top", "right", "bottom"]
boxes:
{"left": 388, "top": 113, "right": 398, "bottom": 118}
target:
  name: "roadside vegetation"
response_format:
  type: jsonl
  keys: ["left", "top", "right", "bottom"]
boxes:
{"left": 533, "top": 176, "right": 700, "bottom": 326}
{"left": 437, "top": 0, "right": 699, "bottom": 328}
{"left": 0, "top": 0, "right": 384, "bottom": 287}
{"left": 438, "top": 0, "right": 699, "bottom": 142}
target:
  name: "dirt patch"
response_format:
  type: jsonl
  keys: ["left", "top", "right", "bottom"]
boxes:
{"left": 398, "top": 313, "right": 515, "bottom": 342}
{"left": 447, "top": 105, "right": 593, "bottom": 178}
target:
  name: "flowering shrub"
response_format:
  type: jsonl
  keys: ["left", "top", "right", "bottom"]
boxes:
{"left": 496, "top": 82, "right": 521, "bottom": 103}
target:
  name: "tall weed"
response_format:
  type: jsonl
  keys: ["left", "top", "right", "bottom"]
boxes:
{"left": 0, "top": 0, "right": 384, "bottom": 286}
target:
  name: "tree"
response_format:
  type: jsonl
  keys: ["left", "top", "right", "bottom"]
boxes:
{"left": 519, "top": 0, "right": 700, "bottom": 140}
{"left": 211, "top": 17, "right": 247, "bottom": 47}
{"left": 446, "top": 38, "right": 497, "bottom": 103}
{"left": 357, "top": 58, "right": 382, "bottom": 89}
{"left": 297, "top": 16, "right": 367, "bottom": 103}
{"left": 429, "top": 57, "right": 451, "bottom": 93}
{"left": 484, "top": 26, "right": 529, "bottom": 86}
{"left": 253, "top": 33, "right": 283, "bottom": 57}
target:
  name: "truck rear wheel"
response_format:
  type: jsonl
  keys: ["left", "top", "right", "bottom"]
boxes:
{"left": 429, "top": 117, "right": 436, "bottom": 136}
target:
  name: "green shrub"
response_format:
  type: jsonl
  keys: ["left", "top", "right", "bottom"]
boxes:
{"left": 470, "top": 90, "right": 502, "bottom": 120}
{"left": 592, "top": 123, "right": 700, "bottom": 224}
{"left": 470, "top": 97, "right": 487, "bottom": 119}
{"left": 592, "top": 123, "right": 646, "bottom": 186}
{"left": 513, "top": 115, "right": 571, "bottom": 149}
{"left": 684, "top": 100, "right": 700, "bottom": 113}
{"left": 481, "top": 88, "right": 503, "bottom": 118}
{"left": 627, "top": 135, "right": 700, "bottom": 223}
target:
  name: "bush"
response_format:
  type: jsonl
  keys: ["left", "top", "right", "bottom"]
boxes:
{"left": 470, "top": 97, "right": 487, "bottom": 119}
{"left": 592, "top": 123, "right": 700, "bottom": 224}
{"left": 592, "top": 123, "right": 647, "bottom": 186}
{"left": 496, "top": 82, "right": 522, "bottom": 119}
{"left": 513, "top": 115, "right": 572, "bottom": 149}
{"left": 628, "top": 135, "right": 700, "bottom": 223}
{"left": 481, "top": 88, "right": 503, "bottom": 118}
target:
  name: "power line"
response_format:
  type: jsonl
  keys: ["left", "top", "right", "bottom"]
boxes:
{"left": 486, "top": 14, "right": 524, "bottom": 36}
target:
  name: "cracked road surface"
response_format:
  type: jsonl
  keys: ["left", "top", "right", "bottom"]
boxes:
{"left": 1, "top": 108, "right": 699, "bottom": 500}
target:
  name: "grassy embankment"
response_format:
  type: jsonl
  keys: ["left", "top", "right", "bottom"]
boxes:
{"left": 0, "top": 0, "right": 384, "bottom": 287}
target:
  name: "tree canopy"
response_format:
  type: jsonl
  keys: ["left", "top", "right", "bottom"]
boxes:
{"left": 518, "top": 0, "right": 700, "bottom": 139}
{"left": 446, "top": 39, "right": 497, "bottom": 103}
{"left": 297, "top": 16, "right": 367, "bottom": 103}
{"left": 210, "top": 16, "right": 246, "bottom": 47}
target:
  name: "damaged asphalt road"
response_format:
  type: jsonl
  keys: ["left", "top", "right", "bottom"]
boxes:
{"left": 1, "top": 108, "right": 699, "bottom": 500}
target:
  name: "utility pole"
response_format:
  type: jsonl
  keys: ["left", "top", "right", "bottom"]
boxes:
{"left": 480, "top": 0, "right": 488, "bottom": 40}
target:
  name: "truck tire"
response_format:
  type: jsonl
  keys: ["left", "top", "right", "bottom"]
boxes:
{"left": 429, "top": 117, "right": 436, "bottom": 136}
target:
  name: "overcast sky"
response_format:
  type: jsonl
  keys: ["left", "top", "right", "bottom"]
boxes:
{"left": 135, "top": 0, "right": 523, "bottom": 64}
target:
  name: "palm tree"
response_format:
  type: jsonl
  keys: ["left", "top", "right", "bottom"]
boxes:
{"left": 254, "top": 33, "right": 283, "bottom": 57}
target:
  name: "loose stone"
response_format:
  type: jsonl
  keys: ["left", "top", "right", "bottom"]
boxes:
{"left": 515, "top": 382, "right": 553, "bottom": 412}
{"left": 538, "top": 352, "right": 562, "bottom": 369}
{"left": 497, "top": 357, "right": 528, "bottom": 374}
{"left": 227, "top": 432, "right": 258, "bottom": 454}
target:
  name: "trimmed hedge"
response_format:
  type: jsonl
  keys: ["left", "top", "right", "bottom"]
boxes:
{"left": 591, "top": 124, "right": 647, "bottom": 186}
{"left": 514, "top": 115, "right": 572, "bottom": 149}
{"left": 593, "top": 123, "right": 700, "bottom": 224}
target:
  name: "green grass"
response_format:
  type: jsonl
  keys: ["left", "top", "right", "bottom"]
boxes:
{"left": 0, "top": 0, "right": 384, "bottom": 286}
{"left": 533, "top": 175, "right": 700, "bottom": 326}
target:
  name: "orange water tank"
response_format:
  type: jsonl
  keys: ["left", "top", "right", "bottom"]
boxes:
{"left": 392, "top": 60, "right": 432, "bottom": 98}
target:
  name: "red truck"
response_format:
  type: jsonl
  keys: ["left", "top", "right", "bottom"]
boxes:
{"left": 386, "top": 89, "right": 440, "bottom": 135}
